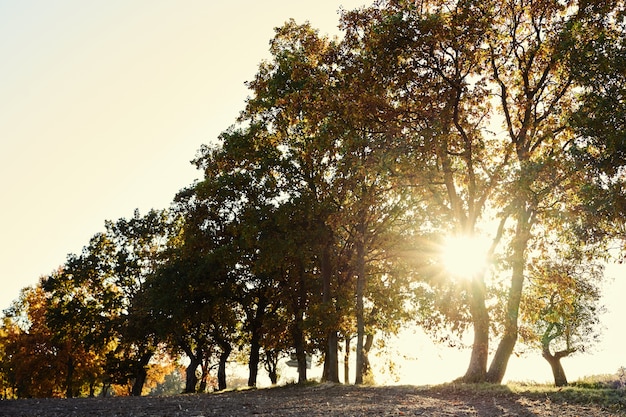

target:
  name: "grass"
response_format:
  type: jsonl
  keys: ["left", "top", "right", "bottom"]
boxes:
{"left": 428, "top": 373, "right": 626, "bottom": 411}
{"left": 223, "top": 372, "right": 626, "bottom": 411}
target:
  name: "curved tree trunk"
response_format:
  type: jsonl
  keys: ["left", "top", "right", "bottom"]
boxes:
{"left": 543, "top": 350, "right": 569, "bottom": 387}
{"left": 131, "top": 351, "right": 153, "bottom": 396}
{"left": 181, "top": 343, "right": 202, "bottom": 394}
{"left": 486, "top": 208, "right": 533, "bottom": 384}
{"left": 217, "top": 341, "right": 232, "bottom": 391}
{"left": 264, "top": 350, "right": 280, "bottom": 385}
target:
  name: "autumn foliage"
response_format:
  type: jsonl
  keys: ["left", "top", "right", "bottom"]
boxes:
{"left": 2, "top": 0, "right": 626, "bottom": 398}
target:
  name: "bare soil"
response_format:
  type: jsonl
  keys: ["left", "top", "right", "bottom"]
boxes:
{"left": 0, "top": 384, "right": 623, "bottom": 417}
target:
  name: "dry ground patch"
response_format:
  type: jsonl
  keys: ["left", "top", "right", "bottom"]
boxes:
{"left": 1, "top": 383, "right": 624, "bottom": 416}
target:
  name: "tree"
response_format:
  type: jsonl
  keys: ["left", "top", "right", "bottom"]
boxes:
{"left": 339, "top": 0, "right": 623, "bottom": 384}
{"left": 43, "top": 233, "right": 121, "bottom": 397}
{"left": 521, "top": 257, "right": 604, "bottom": 386}
{"left": 234, "top": 19, "right": 422, "bottom": 385}
{"left": 104, "top": 209, "right": 175, "bottom": 396}
{"left": 1, "top": 285, "right": 65, "bottom": 398}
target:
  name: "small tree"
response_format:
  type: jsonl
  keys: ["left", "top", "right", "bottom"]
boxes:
{"left": 521, "top": 256, "right": 604, "bottom": 386}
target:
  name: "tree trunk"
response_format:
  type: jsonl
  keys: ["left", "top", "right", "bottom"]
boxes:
{"left": 354, "top": 222, "right": 366, "bottom": 385}
{"left": 248, "top": 295, "right": 267, "bottom": 387}
{"left": 324, "top": 331, "right": 339, "bottom": 383}
{"left": 344, "top": 337, "right": 350, "bottom": 384}
{"left": 264, "top": 350, "right": 279, "bottom": 385}
{"left": 131, "top": 351, "right": 153, "bottom": 396}
{"left": 199, "top": 356, "right": 211, "bottom": 393}
{"left": 248, "top": 331, "right": 261, "bottom": 387}
{"left": 181, "top": 343, "right": 202, "bottom": 394}
{"left": 65, "top": 355, "right": 75, "bottom": 398}
{"left": 217, "top": 342, "right": 232, "bottom": 391}
{"left": 486, "top": 210, "right": 532, "bottom": 384}
{"left": 543, "top": 350, "right": 569, "bottom": 387}
{"left": 293, "top": 262, "right": 308, "bottom": 384}
{"left": 362, "top": 333, "right": 374, "bottom": 382}
{"left": 321, "top": 240, "right": 340, "bottom": 383}
{"left": 461, "top": 276, "right": 489, "bottom": 383}
{"left": 293, "top": 313, "right": 307, "bottom": 384}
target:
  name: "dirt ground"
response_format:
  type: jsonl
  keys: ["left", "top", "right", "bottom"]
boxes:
{"left": 0, "top": 384, "right": 623, "bottom": 417}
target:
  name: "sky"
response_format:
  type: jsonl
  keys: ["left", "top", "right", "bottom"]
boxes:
{"left": 0, "top": 0, "right": 624, "bottom": 385}
{"left": 0, "top": 0, "right": 366, "bottom": 308}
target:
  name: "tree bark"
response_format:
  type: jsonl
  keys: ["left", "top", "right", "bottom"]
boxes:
{"left": 264, "top": 350, "right": 279, "bottom": 385}
{"left": 131, "top": 351, "right": 153, "bottom": 396}
{"left": 65, "top": 355, "right": 75, "bottom": 398}
{"left": 247, "top": 296, "right": 267, "bottom": 387}
{"left": 181, "top": 343, "right": 202, "bottom": 394}
{"left": 248, "top": 332, "right": 261, "bottom": 388}
{"left": 362, "top": 333, "right": 374, "bottom": 381}
{"left": 293, "top": 262, "right": 308, "bottom": 384}
{"left": 486, "top": 209, "right": 532, "bottom": 384}
{"left": 199, "top": 356, "right": 211, "bottom": 393}
{"left": 217, "top": 341, "right": 232, "bottom": 391}
{"left": 344, "top": 337, "right": 351, "bottom": 384}
{"left": 293, "top": 314, "right": 307, "bottom": 384}
{"left": 543, "top": 350, "right": 569, "bottom": 387}
{"left": 321, "top": 240, "right": 340, "bottom": 383}
{"left": 354, "top": 221, "right": 366, "bottom": 385}
{"left": 461, "top": 276, "right": 489, "bottom": 383}
{"left": 320, "top": 240, "right": 339, "bottom": 383}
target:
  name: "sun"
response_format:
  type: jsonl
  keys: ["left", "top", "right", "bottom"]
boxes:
{"left": 440, "top": 234, "right": 491, "bottom": 279}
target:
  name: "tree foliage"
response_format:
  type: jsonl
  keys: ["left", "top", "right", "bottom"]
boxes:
{"left": 1, "top": 0, "right": 624, "bottom": 397}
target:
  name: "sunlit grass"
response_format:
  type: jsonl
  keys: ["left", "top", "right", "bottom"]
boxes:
{"left": 419, "top": 373, "right": 626, "bottom": 411}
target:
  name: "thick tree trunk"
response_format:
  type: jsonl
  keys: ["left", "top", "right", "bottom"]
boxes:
{"left": 486, "top": 260, "right": 524, "bottom": 384}
{"left": 486, "top": 211, "right": 532, "bottom": 384}
{"left": 184, "top": 360, "right": 200, "bottom": 393}
{"left": 217, "top": 342, "right": 232, "bottom": 391}
{"left": 462, "top": 276, "right": 489, "bottom": 383}
{"left": 182, "top": 343, "right": 202, "bottom": 394}
{"left": 321, "top": 240, "right": 340, "bottom": 383}
{"left": 543, "top": 350, "right": 569, "bottom": 387}
{"left": 324, "top": 331, "right": 339, "bottom": 383}
{"left": 355, "top": 222, "right": 366, "bottom": 385}
{"left": 131, "top": 351, "right": 153, "bottom": 396}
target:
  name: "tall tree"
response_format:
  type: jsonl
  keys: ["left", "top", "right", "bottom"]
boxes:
{"left": 104, "top": 209, "right": 175, "bottom": 396}
{"left": 339, "top": 0, "right": 624, "bottom": 383}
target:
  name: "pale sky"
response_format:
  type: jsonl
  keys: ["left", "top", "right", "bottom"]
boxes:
{"left": 0, "top": 0, "right": 623, "bottom": 384}
{"left": 0, "top": 0, "right": 366, "bottom": 308}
